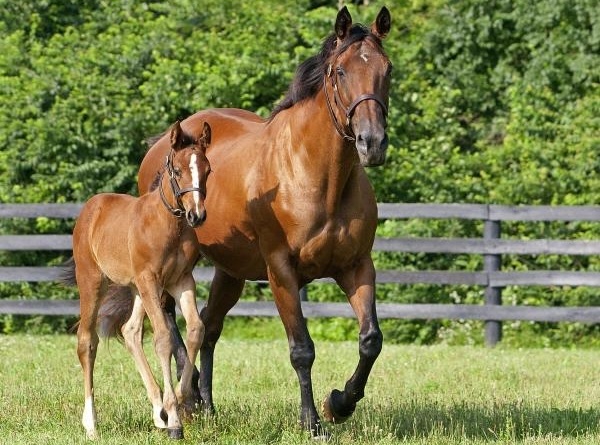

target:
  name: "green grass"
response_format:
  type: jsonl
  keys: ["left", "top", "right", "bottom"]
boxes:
{"left": 0, "top": 333, "right": 599, "bottom": 444}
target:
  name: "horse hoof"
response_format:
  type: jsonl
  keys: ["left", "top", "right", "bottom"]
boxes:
{"left": 322, "top": 389, "right": 354, "bottom": 424}
{"left": 167, "top": 427, "right": 184, "bottom": 440}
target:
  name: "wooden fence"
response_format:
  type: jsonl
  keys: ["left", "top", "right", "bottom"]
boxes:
{"left": 1, "top": 203, "right": 600, "bottom": 345}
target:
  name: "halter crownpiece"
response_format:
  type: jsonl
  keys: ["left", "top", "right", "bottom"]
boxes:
{"left": 324, "top": 60, "right": 388, "bottom": 142}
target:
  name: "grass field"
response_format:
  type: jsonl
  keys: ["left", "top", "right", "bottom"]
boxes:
{"left": 0, "top": 333, "right": 599, "bottom": 444}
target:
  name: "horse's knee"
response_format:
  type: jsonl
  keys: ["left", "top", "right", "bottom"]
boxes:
{"left": 186, "top": 320, "right": 204, "bottom": 351}
{"left": 289, "top": 339, "right": 315, "bottom": 370}
{"left": 359, "top": 328, "right": 383, "bottom": 359}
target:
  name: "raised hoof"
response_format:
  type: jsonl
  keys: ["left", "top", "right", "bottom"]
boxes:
{"left": 322, "top": 389, "right": 355, "bottom": 424}
{"left": 167, "top": 427, "right": 184, "bottom": 440}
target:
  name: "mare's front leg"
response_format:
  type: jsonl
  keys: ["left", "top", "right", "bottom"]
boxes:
{"left": 198, "top": 268, "right": 245, "bottom": 414}
{"left": 267, "top": 258, "right": 325, "bottom": 438}
{"left": 323, "top": 256, "right": 383, "bottom": 423}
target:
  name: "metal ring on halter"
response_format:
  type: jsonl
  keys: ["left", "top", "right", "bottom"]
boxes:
{"left": 323, "top": 61, "right": 388, "bottom": 142}
{"left": 159, "top": 151, "right": 205, "bottom": 217}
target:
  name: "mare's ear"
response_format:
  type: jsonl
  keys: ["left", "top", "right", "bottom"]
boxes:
{"left": 335, "top": 6, "right": 352, "bottom": 43}
{"left": 371, "top": 6, "right": 391, "bottom": 40}
{"left": 197, "top": 122, "right": 211, "bottom": 153}
{"left": 170, "top": 120, "right": 184, "bottom": 150}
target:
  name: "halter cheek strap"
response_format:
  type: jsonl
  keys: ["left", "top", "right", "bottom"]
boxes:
{"left": 159, "top": 151, "right": 205, "bottom": 218}
{"left": 324, "top": 63, "right": 388, "bottom": 142}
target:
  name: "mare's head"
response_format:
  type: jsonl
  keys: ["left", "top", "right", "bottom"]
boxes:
{"left": 328, "top": 6, "right": 392, "bottom": 166}
{"left": 165, "top": 121, "right": 212, "bottom": 227}
{"left": 272, "top": 7, "right": 392, "bottom": 166}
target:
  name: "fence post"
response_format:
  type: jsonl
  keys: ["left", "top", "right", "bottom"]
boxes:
{"left": 484, "top": 219, "right": 502, "bottom": 346}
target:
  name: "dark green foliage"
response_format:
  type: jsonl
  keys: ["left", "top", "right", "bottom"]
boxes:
{"left": 1, "top": 0, "right": 598, "bottom": 345}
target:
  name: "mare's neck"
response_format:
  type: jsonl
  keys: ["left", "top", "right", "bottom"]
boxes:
{"left": 278, "top": 91, "right": 360, "bottom": 216}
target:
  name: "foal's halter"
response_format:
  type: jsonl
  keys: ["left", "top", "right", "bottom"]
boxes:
{"left": 159, "top": 149, "right": 205, "bottom": 218}
{"left": 324, "top": 49, "right": 389, "bottom": 142}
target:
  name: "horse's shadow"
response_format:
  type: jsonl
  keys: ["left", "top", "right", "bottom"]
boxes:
{"left": 347, "top": 400, "right": 600, "bottom": 440}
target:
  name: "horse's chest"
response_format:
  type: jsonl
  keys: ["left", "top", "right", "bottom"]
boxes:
{"left": 295, "top": 221, "right": 365, "bottom": 277}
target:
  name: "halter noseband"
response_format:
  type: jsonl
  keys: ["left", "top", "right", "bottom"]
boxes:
{"left": 324, "top": 56, "right": 388, "bottom": 142}
{"left": 159, "top": 149, "right": 205, "bottom": 218}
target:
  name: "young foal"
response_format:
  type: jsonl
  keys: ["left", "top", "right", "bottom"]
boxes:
{"left": 71, "top": 121, "right": 211, "bottom": 439}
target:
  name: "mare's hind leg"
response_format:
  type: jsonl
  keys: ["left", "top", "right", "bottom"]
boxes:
{"left": 134, "top": 277, "right": 183, "bottom": 439}
{"left": 75, "top": 259, "right": 106, "bottom": 439}
{"left": 324, "top": 257, "right": 383, "bottom": 423}
{"left": 197, "top": 269, "right": 245, "bottom": 414}
{"left": 121, "top": 294, "right": 167, "bottom": 430}
{"left": 167, "top": 274, "right": 204, "bottom": 416}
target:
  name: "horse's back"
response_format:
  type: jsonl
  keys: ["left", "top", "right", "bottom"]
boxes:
{"left": 138, "top": 108, "right": 264, "bottom": 195}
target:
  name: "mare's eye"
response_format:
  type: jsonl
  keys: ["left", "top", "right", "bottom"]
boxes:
{"left": 336, "top": 66, "right": 345, "bottom": 77}
{"left": 173, "top": 168, "right": 182, "bottom": 177}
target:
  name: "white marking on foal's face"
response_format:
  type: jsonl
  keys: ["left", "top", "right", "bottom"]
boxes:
{"left": 189, "top": 154, "right": 201, "bottom": 213}
{"left": 360, "top": 52, "right": 369, "bottom": 63}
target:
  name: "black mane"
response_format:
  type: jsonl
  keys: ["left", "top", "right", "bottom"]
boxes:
{"left": 269, "top": 24, "right": 374, "bottom": 118}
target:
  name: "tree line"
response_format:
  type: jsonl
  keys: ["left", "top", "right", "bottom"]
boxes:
{"left": 1, "top": 0, "right": 598, "bottom": 344}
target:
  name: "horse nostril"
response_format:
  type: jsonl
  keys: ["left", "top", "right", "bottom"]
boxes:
{"left": 198, "top": 210, "right": 207, "bottom": 223}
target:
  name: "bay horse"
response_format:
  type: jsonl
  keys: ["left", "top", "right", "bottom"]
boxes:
{"left": 103, "top": 6, "right": 392, "bottom": 437}
{"left": 68, "top": 121, "right": 211, "bottom": 439}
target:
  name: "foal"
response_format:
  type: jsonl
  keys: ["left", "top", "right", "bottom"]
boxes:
{"left": 71, "top": 121, "right": 211, "bottom": 439}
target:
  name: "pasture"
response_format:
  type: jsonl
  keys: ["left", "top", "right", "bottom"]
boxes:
{"left": 0, "top": 332, "right": 598, "bottom": 444}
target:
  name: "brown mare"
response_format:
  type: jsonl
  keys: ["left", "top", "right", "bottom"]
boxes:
{"left": 103, "top": 6, "right": 392, "bottom": 437}
{"left": 67, "top": 121, "right": 211, "bottom": 439}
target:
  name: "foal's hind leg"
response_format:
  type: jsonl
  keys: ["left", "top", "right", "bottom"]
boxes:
{"left": 324, "top": 257, "right": 383, "bottom": 423}
{"left": 75, "top": 261, "right": 106, "bottom": 439}
{"left": 121, "top": 294, "right": 167, "bottom": 429}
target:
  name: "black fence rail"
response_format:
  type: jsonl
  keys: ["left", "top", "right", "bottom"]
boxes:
{"left": 1, "top": 203, "right": 600, "bottom": 345}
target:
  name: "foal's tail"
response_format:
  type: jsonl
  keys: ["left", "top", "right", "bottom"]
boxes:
{"left": 59, "top": 256, "right": 77, "bottom": 287}
{"left": 59, "top": 256, "right": 134, "bottom": 339}
{"left": 97, "top": 285, "right": 134, "bottom": 339}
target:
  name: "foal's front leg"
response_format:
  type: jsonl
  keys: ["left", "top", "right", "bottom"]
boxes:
{"left": 134, "top": 278, "right": 183, "bottom": 439}
{"left": 167, "top": 274, "right": 204, "bottom": 416}
{"left": 121, "top": 294, "right": 167, "bottom": 430}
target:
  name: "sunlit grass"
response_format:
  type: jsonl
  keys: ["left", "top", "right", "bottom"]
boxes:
{"left": 0, "top": 334, "right": 599, "bottom": 444}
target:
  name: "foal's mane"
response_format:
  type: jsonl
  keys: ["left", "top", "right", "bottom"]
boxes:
{"left": 269, "top": 24, "right": 378, "bottom": 119}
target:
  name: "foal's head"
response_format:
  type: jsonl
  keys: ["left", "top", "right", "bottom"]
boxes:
{"left": 164, "top": 121, "right": 211, "bottom": 227}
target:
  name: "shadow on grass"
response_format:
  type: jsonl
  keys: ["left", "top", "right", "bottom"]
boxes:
{"left": 358, "top": 400, "right": 600, "bottom": 440}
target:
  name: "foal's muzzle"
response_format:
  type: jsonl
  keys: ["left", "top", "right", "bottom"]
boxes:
{"left": 186, "top": 208, "right": 207, "bottom": 228}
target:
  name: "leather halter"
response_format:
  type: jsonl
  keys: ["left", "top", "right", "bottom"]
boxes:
{"left": 159, "top": 149, "right": 205, "bottom": 218}
{"left": 324, "top": 59, "right": 388, "bottom": 142}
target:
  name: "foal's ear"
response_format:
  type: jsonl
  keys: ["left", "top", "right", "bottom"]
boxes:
{"left": 335, "top": 6, "right": 352, "bottom": 42}
{"left": 197, "top": 122, "right": 211, "bottom": 153}
{"left": 170, "top": 120, "right": 185, "bottom": 150}
{"left": 371, "top": 6, "right": 391, "bottom": 40}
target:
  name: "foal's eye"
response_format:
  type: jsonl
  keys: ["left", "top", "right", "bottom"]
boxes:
{"left": 173, "top": 168, "right": 182, "bottom": 177}
{"left": 336, "top": 66, "right": 345, "bottom": 77}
